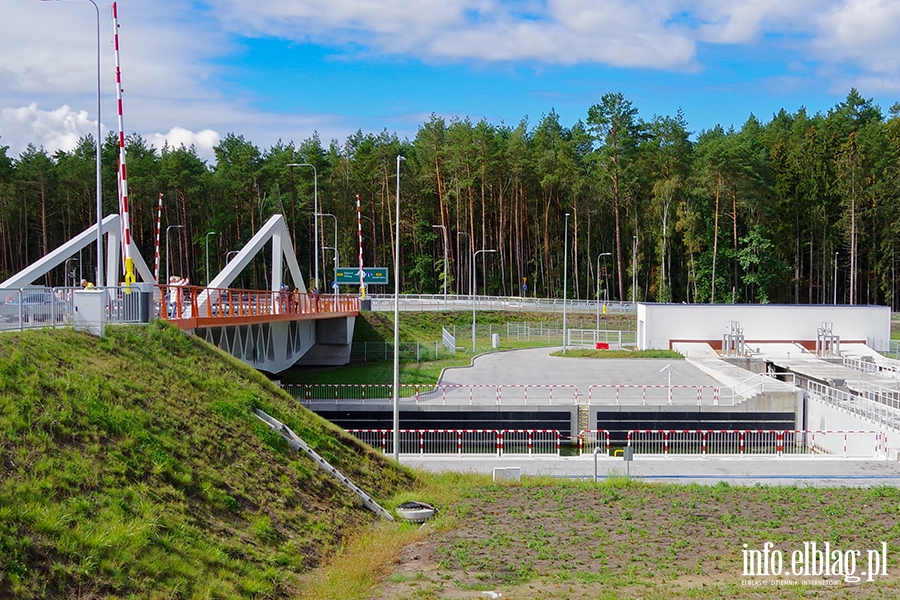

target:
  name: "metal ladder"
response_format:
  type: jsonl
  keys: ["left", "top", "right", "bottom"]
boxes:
{"left": 577, "top": 391, "right": 589, "bottom": 433}
{"left": 254, "top": 409, "right": 394, "bottom": 521}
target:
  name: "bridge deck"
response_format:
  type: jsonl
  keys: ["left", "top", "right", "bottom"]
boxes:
{"left": 159, "top": 285, "right": 359, "bottom": 329}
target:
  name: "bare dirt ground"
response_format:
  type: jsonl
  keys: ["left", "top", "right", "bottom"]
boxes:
{"left": 370, "top": 482, "right": 900, "bottom": 599}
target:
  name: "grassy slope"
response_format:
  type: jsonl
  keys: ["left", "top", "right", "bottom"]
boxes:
{"left": 0, "top": 323, "right": 414, "bottom": 599}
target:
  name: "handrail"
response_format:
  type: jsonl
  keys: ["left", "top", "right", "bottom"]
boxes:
{"left": 158, "top": 284, "right": 359, "bottom": 323}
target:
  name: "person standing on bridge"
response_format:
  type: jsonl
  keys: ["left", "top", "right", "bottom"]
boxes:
{"left": 167, "top": 276, "right": 179, "bottom": 318}
{"left": 167, "top": 276, "right": 188, "bottom": 318}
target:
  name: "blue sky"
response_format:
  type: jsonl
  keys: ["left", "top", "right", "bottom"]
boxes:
{"left": 2, "top": 0, "right": 899, "bottom": 162}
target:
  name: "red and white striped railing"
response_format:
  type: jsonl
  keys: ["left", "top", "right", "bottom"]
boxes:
{"left": 624, "top": 429, "right": 886, "bottom": 458}
{"left": 346, "top": 428, "right": 561, "bottom": 456}
{"left": 577, "top": 430, "right": 611, "bottom": 455}
{"left": 588, "top": 384, "right": 721, "bottom": 406}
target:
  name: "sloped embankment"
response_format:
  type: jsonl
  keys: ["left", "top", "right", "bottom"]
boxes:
{"left": 0, "top": 322, "right": 414, "bottom": 599}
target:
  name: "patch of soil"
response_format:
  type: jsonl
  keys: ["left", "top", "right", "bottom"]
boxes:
{"left": 371, "top": 484, "right": 900, "bottom": 599}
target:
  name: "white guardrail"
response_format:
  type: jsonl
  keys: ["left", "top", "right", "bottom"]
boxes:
{"left": 808, "top": 380, "right": 900, "bottom": 432}
{"left": 843, "top": 356, "right": 900, "bottom": 380}
{"left": 0, "top": 285, "right": 156, "bottom": 331}
{"left": 367, "top": 293, "right": 637, "bottom": 314}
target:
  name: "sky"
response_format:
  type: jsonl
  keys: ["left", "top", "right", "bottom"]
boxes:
{"left": 2, "top": 0, "right": 900, "bottom": 163}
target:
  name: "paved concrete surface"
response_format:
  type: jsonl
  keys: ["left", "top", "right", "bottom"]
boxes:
{"left": 399, "top": 455, "right": 900, "bottom": 486}
{"left": 439, "top": 347, "right": 722, "bottom": 387}
{"left": 402, "top": 346, "right": 900, "bottom": 487}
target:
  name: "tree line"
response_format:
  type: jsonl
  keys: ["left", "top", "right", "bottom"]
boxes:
{"left": 1, "top": 89, "right": 898, "bottom": 308}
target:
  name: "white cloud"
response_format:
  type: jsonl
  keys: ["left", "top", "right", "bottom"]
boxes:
{"left": 692, "top": 0, "right": 821, "bottom": 44}
{"left": 0, "top": 104, "right": 103, "bottom": 156}
{"left": 209, "top": 0, "right": 701, "bottom": 68}
{"left": 149, "top": 127, "right": 221, "bottom": 159}
{"left": 816, "top": 0, "right": 900, "bottom": 78}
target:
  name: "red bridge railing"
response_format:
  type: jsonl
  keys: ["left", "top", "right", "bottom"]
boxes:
{"left": 158, "top": 285, "right": 359, "bottom": 328}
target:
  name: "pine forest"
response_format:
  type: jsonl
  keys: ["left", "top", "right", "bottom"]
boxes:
{"left": 2, "top": 89, "right": 899, "bottom": 308}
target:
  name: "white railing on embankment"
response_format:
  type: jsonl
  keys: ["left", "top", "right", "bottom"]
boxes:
{"left": 808, "top": 380, "right": 900, "bottom": 432}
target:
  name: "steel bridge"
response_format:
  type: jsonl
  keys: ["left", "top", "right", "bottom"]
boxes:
{"left": 0, "top": 213, "right": 359, "bottom": 373}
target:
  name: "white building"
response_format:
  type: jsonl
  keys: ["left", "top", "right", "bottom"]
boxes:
{"left": 636, "top": 303, "right": 891, "bottom": 352}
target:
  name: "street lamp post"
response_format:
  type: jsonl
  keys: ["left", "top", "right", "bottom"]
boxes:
{"left": 472, "top": 249, "right": 497, "bottom": 353}
{"left": 432, "top": 224, "right": 447, "bottom": 302}
{"left": 317, "top": 213, "right": 338, "bottom": 294}
{"left": 596, "top": 252, "right": 611, "bottom": 330}
{"left": 205, "top": 231, "right": 217, "bottom": 285}
{"left": 165, "top": 224, "right": 184, "bottom": 284}
{"left": 226, "top": 250, "right": 240, "bottom": 263}
{"left": 392, "top": 155, "right": 406, "bottom": 461}
{"left": 43, "top": 0, "right": 103, "bottom": 287}
{"left": 287, "top": 163, "right": 318, "bottom": 291}
{"left": 563, "top": 213, "right": 570, "bottom": 355}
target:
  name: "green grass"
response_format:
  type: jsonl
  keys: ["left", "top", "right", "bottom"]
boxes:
{"left": 0, "top": 323, "right": 415, "bottom": 599}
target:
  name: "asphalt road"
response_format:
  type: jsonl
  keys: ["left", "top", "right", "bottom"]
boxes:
{"left": 439, "top": 347, "right": 722, "bottom": 387}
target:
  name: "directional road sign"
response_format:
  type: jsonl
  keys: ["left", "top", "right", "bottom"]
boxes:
{"left": 335, "top": 267, "right": 389, "bottom": 285}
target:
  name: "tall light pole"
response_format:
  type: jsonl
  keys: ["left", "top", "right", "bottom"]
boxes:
{"left": 632, "top": 235, "right": 638, "bottom": 304}
{"left": 43, "top": 0, "right": 103, "bottom": 286}
{"left": 432, "top": 224, "right": 447, "bottom": 302}
{"left": 472, "top": 249, "right": 497, "bottom": 353}
{"left": 287, "top": 163, "right": 318, "bottom": 291}
{"left": 392, "top": 154, "right": 406, "bottom": 461}
{"left": 596, "top": 252, "right": 611, "bottom": 330}
{"left": 205, "top": 231, "right": 217, "bottom": 285}
{"left": 317, "top": 213, "right": 338, "bottom": 293}
{"left": 563, "top": 213, "right": 570, "bottom": 355}
{"left": 833, "top": 251, "right": 839, "bottom": 305}
{"left": 165, "top": 224, "right": 183, "bottom": 284}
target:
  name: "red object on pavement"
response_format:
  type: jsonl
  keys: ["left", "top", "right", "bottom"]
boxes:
{"left": 595, "top": 342, "right": 609, "bottom": 350}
